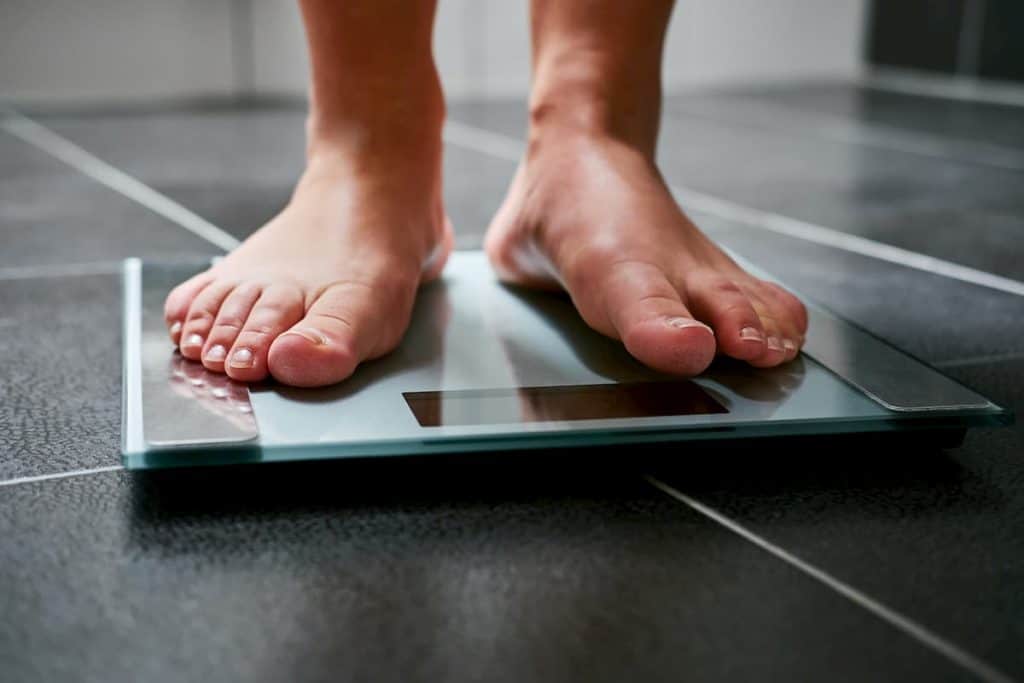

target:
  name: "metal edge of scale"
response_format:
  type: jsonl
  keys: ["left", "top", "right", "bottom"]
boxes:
{"left": 126, "top": 258, "right": 259, "bottom": 451}
{"left": 126, "top": 255, "right": 1006, "bottom": 451}
{"left": 730, "top": 252, "right": 999, "bottom": 414}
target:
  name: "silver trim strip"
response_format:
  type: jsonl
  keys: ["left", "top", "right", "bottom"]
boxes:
{"left": 121, "top": 259, "right": 144, "bottom": 455}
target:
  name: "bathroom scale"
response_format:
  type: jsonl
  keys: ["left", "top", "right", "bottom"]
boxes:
{"left": 121, "top": 251, "right": 1010, "bottom": 470}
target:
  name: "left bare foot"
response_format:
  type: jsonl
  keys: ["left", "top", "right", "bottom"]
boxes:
{"left": 485, "top": 126, "right": 807, "bottom": 376}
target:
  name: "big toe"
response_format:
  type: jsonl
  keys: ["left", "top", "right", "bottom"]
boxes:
{"left": 587, "top": 260, "right": 717, "bottom": 376}
{"left": 268, "top": 278, "right": 416, "bottom": 387}
{"left": 622, "top": 315, "right": 717, "bottom": 376}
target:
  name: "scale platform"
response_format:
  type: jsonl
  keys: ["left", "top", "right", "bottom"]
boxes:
{"left": 122, "top": 251, "right": 1010, "bottom": 470}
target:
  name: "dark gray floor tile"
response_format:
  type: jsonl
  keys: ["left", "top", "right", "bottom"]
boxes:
{"left": 42, "top": 108, "right": 515, "bottom": 247}
{"left": 663, "top": 91, "right": 1024, "bottom": 173}
{"left": 40, "top": 108, "right": 306, "bottom": 241}
{"left": 0, "top": 273, "right": 123, "bottom": 479}
{"left": 0, "top": 464, "right": 971, "bottom": 683}
{"left": 649, "top": 358, "right": 1024, "bottom": 678}
{"left": 0, "top": 131, "right": 219, "bottom": 267}
{"left": 723, "top": 82, "right": 1024, "bottom": 150}
{"left": 652, "top": 112, "right": 1024, "bottom": 282}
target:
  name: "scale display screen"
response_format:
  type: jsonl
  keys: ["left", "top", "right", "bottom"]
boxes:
{"left": 404, "top": 381, "right": 728, "bottom": 427}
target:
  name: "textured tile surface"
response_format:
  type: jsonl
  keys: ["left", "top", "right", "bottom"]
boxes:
{"left": 0, "top": 274, "right": 123, "bottom": 479}
{"left": 651, "top": 360, "right": 1024, "bottom": 679}
{"left": 0, "top": 464, "right": 973, "bottom": 683}
{"left": 40, "top": 107, "right": 515, "bottom": 247}
{"left": 0, "top": 129, "right": 218, "bottom": 268}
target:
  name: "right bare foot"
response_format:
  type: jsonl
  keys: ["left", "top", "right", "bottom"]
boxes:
{"left": 163, "top": 132, "right": 452, "bottom": 388}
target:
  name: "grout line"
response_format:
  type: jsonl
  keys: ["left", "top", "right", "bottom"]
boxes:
{"left": 443, "top": 119, "right": 1024, "bottom": 298}
{"left": 0, "top": 261, "right": 121, "bottom": 281}
{"left": 0, "top": 110, "right": 241, "bottom": 252}
{"left": 644, "top": 475, "right": 1014, "bottom": 683}
{"left": 935, "top": 351, "right": 1024, "bottom": 369}
{"left": 0, "top": 465, "right": 124, "bottom": 489}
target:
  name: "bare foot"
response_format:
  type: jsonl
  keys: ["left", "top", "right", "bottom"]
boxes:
{"left": 485, "top": 128, "right": 807, "bottom": 376}
{"left": 163, "top": 139, "right": 452, "bottom": 388}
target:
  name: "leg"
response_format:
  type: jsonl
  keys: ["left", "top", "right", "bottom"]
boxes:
{"left": 164, "top": 0, "right": 452, "bottom": 387}
{"left": 485, "top": 0, "right": 807, "bottom": 375}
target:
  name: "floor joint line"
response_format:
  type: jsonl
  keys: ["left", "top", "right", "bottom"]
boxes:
{"left": 643, "top": 474, "right": 1014, "bottom": 683}
{"left": 0, "top": 109, "right": 240, "bottom": 252}
{"left": 0, "top": 261, "right": 122, "bottom": 281}
{"left": 935, "top": 351, "right": 1024, "bottom": 369}
{"left": 0, "top": 465, "right": 125, "bottom": 489}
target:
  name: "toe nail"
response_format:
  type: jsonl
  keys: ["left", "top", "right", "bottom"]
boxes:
{"left": 205, "top": 344, "right": 227, "bottom": 362}
{"left": 282, "top": 327, "right": 327, "bottom": 345}
{"left": 229, "top": 347, "right": 254, "bottom": 369}
{"left": 169, "top": 321, "right": 182, "bottom": 339}
{"left": 767, "top": 336, "right": 784, "bottom": 352}
{"left": 666, "top": 317, "right": 713, "bottom": 334}
{"left": 740, "top": 326, "right": 765, "bottom": 342}
{"left": 783, "top": 338, "right": 798, "bottom": 353}
{"left": 183, "top": 333, "right": 203, "bottom": 348}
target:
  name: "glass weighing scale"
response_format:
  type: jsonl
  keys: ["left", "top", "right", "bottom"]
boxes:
{"left": 121, "top": 251, "right": 1010, "bottom": 470}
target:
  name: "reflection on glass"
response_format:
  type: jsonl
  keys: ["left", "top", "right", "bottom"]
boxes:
{"left": 166, "top": 353, "right": 257, "bottom": 433}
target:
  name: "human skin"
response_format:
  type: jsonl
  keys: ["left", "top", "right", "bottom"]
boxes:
{"left": 164, "top": 0, "right": 806, "bottom": 387}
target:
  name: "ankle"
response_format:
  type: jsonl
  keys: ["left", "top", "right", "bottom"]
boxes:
{"left": 529, "top": 61, "right": 661, "bottom": 156}
{"left": 305, "top": 65, "right": 446, "bottom": 166}
{"left": 524, "top": 109, "right": 656, "bottom": 170}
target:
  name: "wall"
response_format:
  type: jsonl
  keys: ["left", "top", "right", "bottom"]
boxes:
{"left": 0, "top": 0, "right": 867, "bottom": 104}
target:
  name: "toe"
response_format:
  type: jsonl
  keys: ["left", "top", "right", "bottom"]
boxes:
{"left": 745, "top": 301, "right": 790, "bottom": 368}
{"left": 760, "top": 280, "right": 809, "bottom": 344}
{"left": 223, "top": 284, "right": 305, "bottom": 382}
{"left": 164, "top": 272, "right": 214, "bottom": 345}
{"left": 746, "top": 281, "right": 806, "bottom": 366}
{"left": 269, "top": 279, "right": 416, "bottom": 387}
{"left": 200, "top": 282, "right": 263, "bottom": 372}
{"left": 685, "top": 270, "right": 767, "bottom": 361}
{"left": 178, "top": 280, "right": 237, "bottom": 361}
{"left": 595, "top": 261, "right": 716, "bottom": 376}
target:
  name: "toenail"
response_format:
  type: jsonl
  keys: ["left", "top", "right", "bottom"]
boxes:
{"left": 169, "top": 321, "right": 182, "bottom": 339}
{"left": 783, "top": 338, "right": 798, "bottom": 353}
{"left": 281, "top": 327, "right": 327, "bottom": 345}
{"left": 183, "top": 333, "right": 203, "bottom": 348}
{"left": 740, "top": 326, "right": 765, "bottom": 342}
{"left": 767, "top": 336, "right": 784, "bottom": 352}
{"left": 665, "top": 317, "right": 713, "bottom": 334}
{"left": 205, "top": 344, "right": 227, "bottom": 362}
{"left": 229, "top": 347, "right": 254, "bottom": 368}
